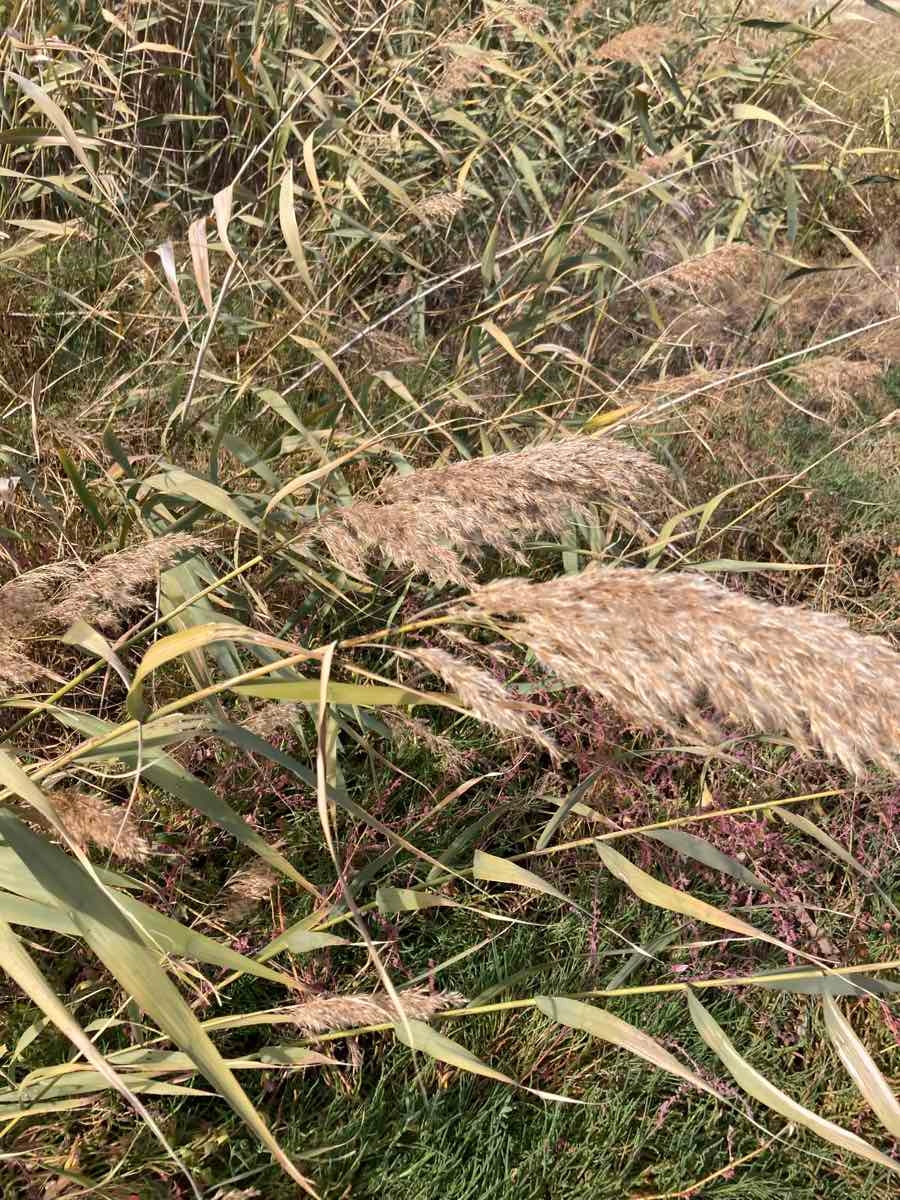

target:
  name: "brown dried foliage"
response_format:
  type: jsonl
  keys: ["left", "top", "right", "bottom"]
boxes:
{"left": 460, "top": 566, "right": 900, "bottom": 777}
{"left": 289, "top": 987, "right": 466, "bottom": 1034}
{"left": 306, "top": 437, "right": 668, "bottom": 586}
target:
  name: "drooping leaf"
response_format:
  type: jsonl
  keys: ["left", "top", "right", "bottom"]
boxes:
{"left": 595, "top": 842, "right": 786, "bottom": 950}
{"left": 394, "top": 1018, "right": 515, "bottom": 1084}
{"left": 823, "top": 995, "right": 900, "bottom": 1138}
{"left": 643, "top": 829, "right": 768, "bottom": 892}
{"left": 0, "top": 810, "right": 317, "bottom": 1194}
{"left": 473, "top": 850, "right": 572, "bottom": 905}
{"left": 536, "top": 995, "right": 715, "bottom": 1093}
{"left": 688, "top": 990, "right": 900, "bottom": 1174}
{"left": 376, "top": 887, "right": 457, "bottom": 914}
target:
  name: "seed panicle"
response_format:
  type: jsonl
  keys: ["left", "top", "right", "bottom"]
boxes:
{"left": 460, "top": 566, "right": 900, "bottom": 777}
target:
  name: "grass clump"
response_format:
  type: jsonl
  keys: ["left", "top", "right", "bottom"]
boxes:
{"left": 0, "top": 1, "right": 899, "bottom": 1196}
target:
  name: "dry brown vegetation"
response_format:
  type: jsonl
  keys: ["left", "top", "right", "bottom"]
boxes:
{"left": 0, "top": 0, "right": 899, "bottom": 1196}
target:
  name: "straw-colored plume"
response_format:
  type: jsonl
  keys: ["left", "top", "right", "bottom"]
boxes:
{"left": 244, "top": 701, "right": 304, "bottom": 739}
{"left": 409, "top": 645, "right": 557, "bottom": 757}
{"left": 223, "top": 863, "right": 278, "bottom": 919}
{"left": 459, "top": 566, "right": 900, "bottom": 777}
{"left": 0, "top": 534, "right": 204, "bottom": 694}
{"left": 48, "top": 790, "right": 150, "bottom": 861}
{"left": 308, "top": 437, "right": 667, "bottom": 586}
{"left": 44, "top": 533, "right": 204, "bottom": 629}
{"left": 788, "top": 356, "right": 882, "bottom": 412}
{"left": 289, "top": 987, "right": 466, "bottom": 1034}
{"left": 649, "top": 244, "right": 768, "bottom": 298}
{"left": 0, "top": 533, "right": 203, "bottom": 634}
{"left": 418, "top": 191, "right": 466, "bottom": 224}
{"left": 596, "top": 24, "right": 678, "bottom": 65}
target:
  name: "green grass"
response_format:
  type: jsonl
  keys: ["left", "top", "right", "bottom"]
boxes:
{"left": 0, "top": 0, "right": 899, "bottom": 1196}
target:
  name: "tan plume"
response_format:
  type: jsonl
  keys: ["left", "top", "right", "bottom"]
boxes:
{"left": 307, "top": 436, "right": 668, "bottom": 586}
{"left": 459, "top": 566, "right": 900, "bottom": 777}
{"left": 289, "top": 987, "right": 466, "bottom": 1034}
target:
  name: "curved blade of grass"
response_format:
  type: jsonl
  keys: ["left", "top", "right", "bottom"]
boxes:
{"left": 376, "top": 887, "right": 457, "bottom": 914}
{"left": 0, "top": 810, "right": 317, "bottom": 1195}
{"left": 394, "top": 1018, "right": 514, "bottom": 1084}
{"left": 127, "top": 622, "right": 299, "bottom": 720}
{"left": 279, "top": 162, "right": 313, "bottom": 291}
{"left": 595, "top": 842, "right": 787, "bottom": 950}
{"left": 153, "top": 241, "right": 191, "bottom": 329}
{"left": 688, "top": 990, "right": 900, "bottom": 1173}
{"left": 823, "top": 995, "right": 900, "bottom": 1137}
{"left": 213, "top": 184, "right": 235, "bottom": 259}
{"left": 0, "top": 892, "right": 79, "bottom": 934}
{"left": 536, "top": 995, "right": 715, "bottom": 1094}
{"left": 232, "top": 679, "right": 452, "bottom": 708}
{"left": 5, "top": 1073, "right": 212, "bottom": 1102}
{"left": 644, "top": 829, "right": 768, "bottom": 892}
{"left": 62, "top": 619, "right": 132, "bottom": 687}
{"left": 140, "top": 467, "right": 256, "bottom": 531}
{"left": 776, "top": 809, "right": 900, "bottom": 918}
{"left": 6, "top": 71, "right": 94, "bottom": 174}
{"left": 257, "top": 928, "right": 348, "bottom": 962}
{"left": 188, "top": 216, "right": 212, "bottom": 314}
{"left": 0, "top": 919, "right": 203, "bottom": 1199}
{"left": 473, "top": 849, "right": 571, "bottom": 905}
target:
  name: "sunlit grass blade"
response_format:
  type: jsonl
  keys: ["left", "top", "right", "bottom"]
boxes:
{"left": 823, "top": 995, "right": 900, "bottom": 1138}
{"left": 536, "top": 995, "right": 716, "bottom": 1094}
{"left": 0, "top": 809, "right": 318, "bottom": 1195}
{"left": 688, "top": 990, "right": 900, "bottom": 1174}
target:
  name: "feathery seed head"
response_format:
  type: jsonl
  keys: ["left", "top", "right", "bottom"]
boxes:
{"left": 307, "top": 437, "right": 668, "bottom": 586}
{"left": 48, "top": 790, "right": 150, "bottom": 861}
{"left": 409, "top": 645, "right": 557, "bottom": 757}
{"left": 596, "top": 24, "right": 678, "bottom": 65}
{"left": 459, "top": 566, "right": 900, "bottom": 777}
{"left": 289, "top": 987, "right": 466, "bottom": 1034}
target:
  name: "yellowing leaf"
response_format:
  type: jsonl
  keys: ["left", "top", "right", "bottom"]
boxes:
{"left": 213, "top": 183, "right": 236, "bottom": 260}
{"left": 394, "top": 1018, "right": 515, "bottom": 1084}
{"left": 473, "top": 850, "right": 571, "bottom": 905}
{"left": 187, "top": 216, "right": 212, "bottom": 314}
{"left": 127, "top": 622, "right": 299, "bottom": 720}
{"left": 733, "top": 103, "right": 790, "bottom": 131}
{"left": 481, "top": 319, "right": 529, "bottom": 370}
{"left": 0, "top": 808, "right": 317, "bottom": 1195}
{"left": 279, "top": 162, "right": 314, "bottom": 291}
{"left": 823, "top": 995, "right": 900, "bottom": 1138}
{"left": 139, "top": 467, "right": 256, "bottom": 531}
{"left": 62, "top": 619, "right": 131, "bottom": 688}
{"left": 689, "top": 990, "right": 900, "bottom": 1174}
{"left": 0, "top": 920, "right": 197, "bottom": 1190}
{"left": 595, "top": 842, "right": 785, "bottom": 950}
{"left": 536, "top": 996, "right": 715, "bottom": 1094}
{"left": 303, "top": 132, "right": 327, "bottom": 216}
{"left": 376, "top": 887, "right": 457, "bottom": 914}
{"left": 232, "top": 679, "right": 450, "bottom": 708}
{"left": 7, "top": 71, "right": 93, "bottom": 174}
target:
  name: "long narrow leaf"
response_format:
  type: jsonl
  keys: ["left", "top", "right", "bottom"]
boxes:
{"left": 0, "top": 810, "right": 317, "bottom": 1195}
{"left": 595, "top": 842, "right": 787, "bottom": 950}
{"left": 823, "top": 995, "right": 900, "bottom": 1137}
{"left": 536, "top": 995, "right": 715, "bottom": 1093}
{"left": 688, "top": 990, "right": 900, "bottom": 1173}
